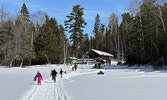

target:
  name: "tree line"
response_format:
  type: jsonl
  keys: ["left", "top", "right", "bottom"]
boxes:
{"left": 0, "top": 3, "right": 69, "bottom": 67}
{"left": 0, "top": 0, "right": 167, "bottom": 68}
{"left": 91, "top": 0, "right": 167, "bottom": 68}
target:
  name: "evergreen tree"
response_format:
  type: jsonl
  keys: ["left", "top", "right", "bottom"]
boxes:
{"left": 21, "top": 3, "right": 30, "bottom": 21}
{"left": 140, "top": 0, "right": 158, "bottom": 63}
{"left": 58, "top": 24, "right": 67, "bottom": 63}
{"left": 119, "top": 13, "right": 135, "bottom": 64}
{"left": 99, "top": 24, "right": 105, "bottom": 51}
{"left": 80, "top": 33, "right": 89, "bottom": 57}
{"left": 105, "top": 27, "right": 111, "bottom": 52}
{"left": 0, "top": 19, "right": 13, "bottom": 65}
{"left": 92, "top": 14, "right": 101, "bottom": 50}
{"left": 34, "top": 15, "right": 66, "bottom": 64}
{"left": 65, "top": 5, "right": 87, "bottom": 58}
{"left": 34, "top": 28, "right": 58, "bottom": 64}
{"left": 155, "top": 2, "right": 167, "bottom": 66}
{"left": 93, "top": 14, "right": 100, "bottom": 35}
{"left": 125, "top": 0, "right": 167, "bottom": 66}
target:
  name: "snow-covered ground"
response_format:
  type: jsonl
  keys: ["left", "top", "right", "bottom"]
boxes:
{"left": 1, "top": 62, "right": 167, "bottom": 100}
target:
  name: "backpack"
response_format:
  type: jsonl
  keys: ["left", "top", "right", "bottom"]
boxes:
{"left": 52, "top": 70, "right": 57, "bottom": 76}
{"left": 33, "top": 76, "right": 36, "bottom": 81}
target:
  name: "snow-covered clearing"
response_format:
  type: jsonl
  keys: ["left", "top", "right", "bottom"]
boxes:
{"left": 1, "top": 62, "right": 167, "bottom": 100}
{"left": 19, "top": 65, "right": 98, "bottom": 100}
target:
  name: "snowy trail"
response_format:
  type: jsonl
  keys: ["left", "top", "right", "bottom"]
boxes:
{"left": 20, "top": 78, "right": 68, "bottom": 100}
{"left": 20, "top": 68, "right": 99, "bottom": 100}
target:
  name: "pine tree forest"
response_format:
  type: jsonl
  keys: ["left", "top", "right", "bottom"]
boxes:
{"left": 0, "top": 0, "right": 167, "bottom": 68}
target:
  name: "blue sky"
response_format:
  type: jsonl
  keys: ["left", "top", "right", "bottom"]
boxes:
{"left": 0, "top": 0, "right": 130, "bottom": 37}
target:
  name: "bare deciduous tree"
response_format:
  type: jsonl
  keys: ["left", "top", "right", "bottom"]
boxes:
{"left": 6, "top": 14, "right": 32, "bottom": 67}
{"left": 155, "top": 0, "right": 166, "bottom": 32}
{"left": 108, "top": 13, "right": 121, "bottom": 61}
{"left": 31, "top": 11, "right": 47, "bottom": 26}
{"left": 0, "top": 4, "right": 10, "bottom": 24}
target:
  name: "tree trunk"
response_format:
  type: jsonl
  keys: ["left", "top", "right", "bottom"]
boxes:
{"left": 44, "top": 53, "right": 50, "bottom": 64}
{"left": 9, "top": 58, "right": 15, "bottom": 68}
{"left": 29, "top": 32, "right": 34, "bottom": 66}
{"left": 158, "top": 5, "right": 166, "bottom": 32}
{"left": 20, "top": 57, "right": 23, "bottom": 68}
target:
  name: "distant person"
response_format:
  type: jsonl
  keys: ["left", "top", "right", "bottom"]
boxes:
{"left": 35, "top": 71, "right": 43, "bottom": 85}
{"left": 72, "top": 66, "right": 75, "bottom": 71}
{"left": 101, "top": 60, "right": 104, "bottom": 64}
{"left": 94, "top": 63, "right": 98, "bottom": 68}
{"left": 101, "top": 60, "right": 105, "bottom": 67}
{"left": 64, "top": 71, "right": 67, "bottom": 74}
{"left": 98, "top": 62, "right": 101, "bottom": 69}
{"left": 106, "top": 60, "right": 108, "bottom": 65}
{"left": 59, "top": 69, "right": 64, "bottom": 78}
{"left": 74, "top": 63, "right": 78, "bottom": 71}
{"left": 109, "top": 59, "right": 111, "bottom": 65}
{"left": 50, "top": 69, "right": 57, "bottom": 82}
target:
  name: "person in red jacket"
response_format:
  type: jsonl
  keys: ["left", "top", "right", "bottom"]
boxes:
{"left": 72, "top": 66, "right": 75, "bottom": 71}
{"left": 35, "top": 71, "right": 43, "bottom": 85}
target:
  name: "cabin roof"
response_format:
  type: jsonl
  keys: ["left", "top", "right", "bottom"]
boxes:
{"left": 89, "top": 49, "right": 113, "bottom": 57}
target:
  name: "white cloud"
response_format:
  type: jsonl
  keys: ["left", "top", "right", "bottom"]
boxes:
{"left": 84, "top": 10, "right": 111, "bottom": 21}
{"left": 13, "top": 2, "right": 41, "bottom": 9}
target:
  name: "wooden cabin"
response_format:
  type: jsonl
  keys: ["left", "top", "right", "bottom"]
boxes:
{"left": 87, "top": 49, "right": 113, "bottom": 60}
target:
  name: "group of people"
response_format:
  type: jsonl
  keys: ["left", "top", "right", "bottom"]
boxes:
{"left": 106, "top": 59, "right": 111, "bottom": 65}
{"left": 94, "top": 59, "right": 111, "bottom": 69}
{"left": 50, "top": 69, "right": 64, "bottom": 82}
{"left": 34, "top": 64, "right": 78, "bottom": 85}
{"left": 34, "top": 68, "right": 64, "bottom": 85}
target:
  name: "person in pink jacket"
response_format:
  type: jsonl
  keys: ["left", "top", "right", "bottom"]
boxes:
{"left": 35, "top": 71, "right": 43, "bottom": 85}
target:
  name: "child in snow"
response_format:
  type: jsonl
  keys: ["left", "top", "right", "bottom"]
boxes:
{"left": 59, "top": 69, "right": 64, "bottom": 78}
{"left": 35, "top": 71, "right": 43, "bottom": 85}
{"left": 74, "top": 63, "right": 78, "bottom": 71}
{"left": 72, "top": 66, "right": 75, "bottom": 71}
{"left": 94, "top": 63, "right": 97, "bottom": 68}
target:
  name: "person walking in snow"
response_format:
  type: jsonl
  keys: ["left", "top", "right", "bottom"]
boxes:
{"left": 74, "top": 63, "right": 78, "bottom": 71}
{"left": 51, "top": 69, "right": 57, "bottom": 82}
{"left": 109, "top": 59, "right": 111, "bottom": 65}
{"left": 35, "top": 71, "right": 43, "bottom": 85}
{"left": 72, "top": 66, "right": 75, "bottom": 71}
{"left": 59, "top": 69, "right": 64, "bottom": 78}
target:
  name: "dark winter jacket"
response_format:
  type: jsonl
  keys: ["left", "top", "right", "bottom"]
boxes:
{"left": 52, "top": 70, "right": 57, "bottom": 76}
{"left": 60, "top": 70, "right": 63, "bottom": 74}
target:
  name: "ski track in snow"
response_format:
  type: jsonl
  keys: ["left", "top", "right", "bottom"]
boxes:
{"left": 20, "top": 69, "right": 99, "bottom": 100}
{"left": 20, "top": 78, "right": 68, "bottom": 100}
